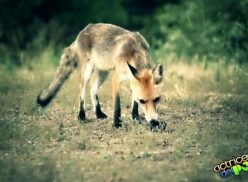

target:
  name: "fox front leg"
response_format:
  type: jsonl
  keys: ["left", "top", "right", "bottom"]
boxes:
{"left": 112, "top": 73, "right": 122, "bottom": 128}
{"left": 113, "top": 93, "right": 122, "bottom": 128}
{"left": 132, "top": 100, "right": 140, "bottom": 124}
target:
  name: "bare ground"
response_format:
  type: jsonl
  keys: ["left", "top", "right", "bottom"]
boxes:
{"left": 0, "top": 61, "right": 248, "bottom": 182}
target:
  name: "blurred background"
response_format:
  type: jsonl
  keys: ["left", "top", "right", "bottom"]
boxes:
{"left": 1, "top": 1, "right": 248, "bottom": 181}
{"left": 0, "top": 0, "right": 248, "bottom": 68}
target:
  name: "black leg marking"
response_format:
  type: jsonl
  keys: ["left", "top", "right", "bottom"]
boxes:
{"left": 131, "top": 100, "right": 140, "bottom": 122}
{"left": 37, "top": 94, "right": 53, "bottom": 107}
{"left": 113, "top": 94, "right": 122, "bottom": 128}
{"left": 78, "top": 101, "right": 85, "bottom": 122}
{"left": 95, "top": 95, "right": 107, "bottom": 119}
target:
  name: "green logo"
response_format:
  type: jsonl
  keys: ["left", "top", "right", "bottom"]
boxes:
{"left": 213, "top": 154, "right": 248, "bottom": 178}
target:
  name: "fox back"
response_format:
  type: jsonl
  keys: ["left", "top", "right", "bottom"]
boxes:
{"left": 75, "top": 23, "right": 151, "bottom": 71}
{"left": 37, "top": 23, "right": 164, "bottom": 129}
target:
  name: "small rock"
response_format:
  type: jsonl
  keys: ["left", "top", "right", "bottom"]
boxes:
{"left": 78, "top": 142, "right": 86, "bottom": 150}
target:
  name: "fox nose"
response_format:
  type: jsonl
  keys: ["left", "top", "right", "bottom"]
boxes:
{"left": 150, "top": 119, "right": 159, "bottom": 126}
{"left": 145, "top": 113, "right": 158, "bottom": 123}
{"left": 149, "top": 119, "right": 160, "bottom": 130}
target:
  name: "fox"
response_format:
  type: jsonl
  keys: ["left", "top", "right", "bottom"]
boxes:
{"left": 37, "top": 23, "right": 164, "bottom": 129}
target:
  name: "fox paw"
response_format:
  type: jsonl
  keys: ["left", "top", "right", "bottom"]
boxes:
{"left": 132, "top": 114, "right": 140, "bottom": 124}
{"left": 78, "top": 109, "right": 86, "bottom": 122}
{"left": 96, "top": 111, "right": 108, "bottom": 119}
{"left": 114, "top": 118, "right": 122, "bottom": 128}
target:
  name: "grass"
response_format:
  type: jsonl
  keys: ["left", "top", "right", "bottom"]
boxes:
{"left": 0, "top": 52, "right": 248, "bottom": 181}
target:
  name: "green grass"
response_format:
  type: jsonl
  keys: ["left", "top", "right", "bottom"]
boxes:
{"left": 0, "top": 55, "right": 248, "bottom": 181}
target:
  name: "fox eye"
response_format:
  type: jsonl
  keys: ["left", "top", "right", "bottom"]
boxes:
{"left": 139, "top": 99, "right": 147, "bottom": 104}
{"left": 153, "top": 96, "right": 161, "bottom": 103}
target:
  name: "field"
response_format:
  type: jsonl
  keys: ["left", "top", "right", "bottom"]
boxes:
{"left": 0, "top": 52, "right": 248, "bottom": 181}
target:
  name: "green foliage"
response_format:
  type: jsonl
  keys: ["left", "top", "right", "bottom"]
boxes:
{"left": 145, "top": 0, "right": 248, "bottom": 63}
{"left": 0, "top": 0, "right": 248, "bottom": 67}
{"left": 0, "top": 0, "right": 128, "bottom": 67}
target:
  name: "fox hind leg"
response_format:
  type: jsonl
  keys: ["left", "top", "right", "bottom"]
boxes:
{"left": 78, "top": 63, "right": 94, "bottom": 121}
{"left": 91, "top": 70, "right": 109, "bottom": 119}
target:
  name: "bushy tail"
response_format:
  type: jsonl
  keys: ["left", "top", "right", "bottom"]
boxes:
{"left": 37, "top": 47, "right": 78, "bottom": 107}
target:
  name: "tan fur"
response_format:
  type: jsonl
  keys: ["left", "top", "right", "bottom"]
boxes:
{"left": 37, "top": 23, "right": 163, "bottom": 125}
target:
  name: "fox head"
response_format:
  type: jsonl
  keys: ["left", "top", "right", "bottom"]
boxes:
{"left": 127, "top": 62, "right": 164, "bottom": 123}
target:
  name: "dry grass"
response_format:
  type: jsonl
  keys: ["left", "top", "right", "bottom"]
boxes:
{"left": 0, "top": 56, "right": 248, "bottom": 181}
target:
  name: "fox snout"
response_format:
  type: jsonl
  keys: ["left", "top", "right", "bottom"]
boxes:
{"left": 144, "top": 110, "right": 161, "bottom": 130}
{"left": 150, "top": 119, "right": 160, "bottom": 128}
{"left": 145, "top": 112, "right": 158, "bottom": 123}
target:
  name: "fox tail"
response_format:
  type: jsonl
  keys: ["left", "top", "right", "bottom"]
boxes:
{"left": 37, "top": 46, "right": 78, "bottom": 107}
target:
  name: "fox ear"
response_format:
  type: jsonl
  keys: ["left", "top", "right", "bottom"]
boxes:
{"left": 152, "top": 63, "right": 164, "bottom": 84}
{"left": 127, "top": 62, "right": 139, "bottom": 80}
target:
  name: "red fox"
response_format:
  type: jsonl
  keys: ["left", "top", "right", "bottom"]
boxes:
{"left": 37, "top": 23, "right": 164, "bottom": 129}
